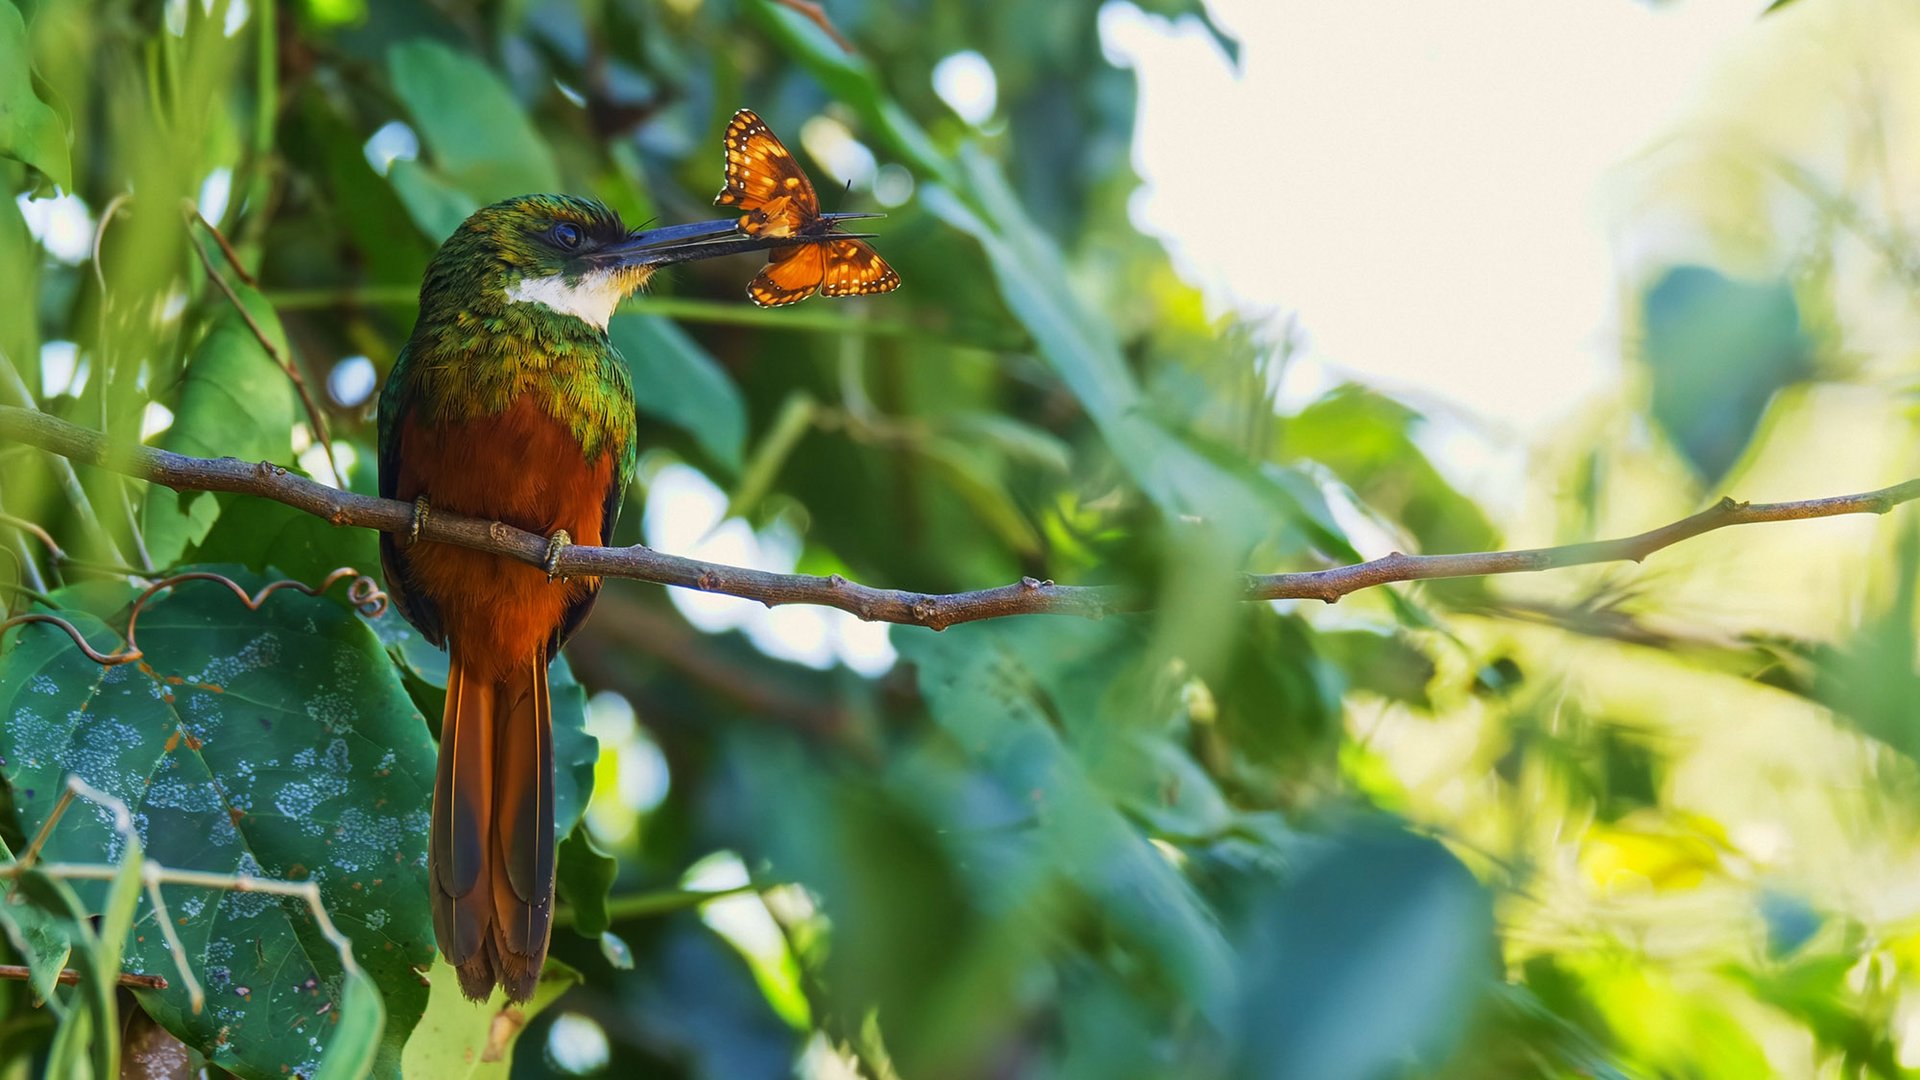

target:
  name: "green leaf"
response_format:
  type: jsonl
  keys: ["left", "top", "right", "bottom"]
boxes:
{"left": 144, "top": 290, "right": 298, "bottom": 567}
{"left": 1640, "top": 266, "right": 1810, "bottom": 486}
{"left": 745, "top": 0, "right": 951, "bottom": 181}
{"left": 1814, "top": 522, "right": 1920, "bottom": 761}
{"left": 16, "top": 868, "right": 112, "bottom": 1080}
{"left": 548, "top": 655, "right": 595, "bottom": 841}
{"left": 317, "top": 964, "right": 388, "bottom": 1080}
{"left": 921, "top": 163, "right": 1268, "bottom": 547}
{"left": 1319, "top": 627, "right": 1435, "bottom": 708}
{"left": 1230, "top": 825, "right": 1495, "bottom": 1079}
{"left": 185, "top": 495, "right": 383, "bottom": 589}
{"left": 0, "top": 568, "right": 436, "bottom": 1079}
{"left": 386, "top": 158, "right": 478, "bottom": 245}
{"left": 555, "top": 823, "right": 617, "bottom": 937}
{"left": 896, "top": 620, "right": 1237, "bottom": 1026}
{"left": 609, "top": 313, "right": 748, "bottom": 475}
{"left": 0, "top": 191, "right": 38, "bottom": 369}
{"left": 751, "top": 5, "right": 1283, "bottom": 559}
{"left": 727, "top": 391, "right": 815, "bottom": 518}
{"left": 1282, "top": 385, "right": 1498, "bottom": 557}
{"left": 0, "top": 3, "right": 70, "bottom": 191}
{"left": 0, "top": 834, "right": 71, "bottom": 1005}
{"left": 941, "top": 412, "right": 1073, "bottom": 475}
{"left": 919, "top": 437, "right": 1042, "bottom": 556}
{"left": 399, "top": 956, "right": 580, "bottom": 1079}
{"left": 81, "top": 798, "right": 143, "bottom": 1080}
{"left": 387, "top": 40, "right": 560, "bottom": 204}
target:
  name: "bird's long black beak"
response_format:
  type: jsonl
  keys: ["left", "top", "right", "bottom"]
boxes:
{"left": 596, "top": 214, "right": 883, "bottom": 269}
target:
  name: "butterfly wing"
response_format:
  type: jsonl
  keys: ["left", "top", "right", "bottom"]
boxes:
{"left": 715, "top": 109, "right": 819, "bottom": 223}
{"left": 819, "top": 238, "right": 902, "bottom": 298}
{"left": 747, "top": 244, "right": 827, "bottom": 308}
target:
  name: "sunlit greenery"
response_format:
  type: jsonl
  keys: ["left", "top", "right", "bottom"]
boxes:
{"left": 3, "top": 0, "right": 1920, "bottom": 1077}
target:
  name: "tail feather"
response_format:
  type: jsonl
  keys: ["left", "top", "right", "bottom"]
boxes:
{"left": 431, "top": 658, "right": 493, "bottom": 961}
{"left": 429, "top": 648, "right": 557, "bottom": 1004}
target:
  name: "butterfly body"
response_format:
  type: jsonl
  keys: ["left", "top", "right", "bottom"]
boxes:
{"left": 737, "top": 197, "right": 803, "bottom": 239}
{"left": 714, "top": 108, "right": 901, "bottom": 307}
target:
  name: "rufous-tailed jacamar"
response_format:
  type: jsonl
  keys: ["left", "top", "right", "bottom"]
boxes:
{"left": 377, "top": 194, "right": 869, "bottom": 1002}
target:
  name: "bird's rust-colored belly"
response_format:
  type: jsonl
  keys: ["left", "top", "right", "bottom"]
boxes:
{"left": 394, "top": 394, "right": 614, "bottom": 679}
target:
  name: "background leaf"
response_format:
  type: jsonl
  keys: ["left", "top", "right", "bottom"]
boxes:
{"left": 0, "top": 2, "right": 69, "bottom": 191}
{"left": 610, "top": 313, "right": 748, "bottom": 476}
{"left": 1639, "top": 266, "right": 1811, "bottom": 486}
{"left": 0, "top": 569, "right": 432, "bottom": 1078}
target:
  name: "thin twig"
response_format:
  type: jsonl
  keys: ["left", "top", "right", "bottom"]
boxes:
{"left": 20, "top": 786, "right": 74, "bottom": 869}
{"left": 115, "top": 479, "right": 155, "bottom": 572}
{"left": 0, "top": 566, "right": 385, "bottom": 669}
{"left": 145, "top": 870, "right": 205, "bottom": 1013}
{"left": 183, "top": 213, "right": 338, "bottom": 481}
{"left": 0, "top": 965, "right": 168, "bottom": 990}
{"left": 90, "top": 193, "right": 132, "bottom": 301}
{"left": 185, "top": 207, "right": 256, "bottom": 287}
{"left": 0, "top": 580, "right": 56, "bottom": 610}
{"left": 0, "top": 360, "right": 130, "bottom": 567}
{"left": 553, "top": 882, "right": 761, "bottom": 928}
{"left": 0, "top": 513, "right": 66, "bottom": 565}
{"left": 1, "top": 405, "right": 1916, "bottom": 629}
{"left": 4, "top": 531, "right": 48, "bottom": 595}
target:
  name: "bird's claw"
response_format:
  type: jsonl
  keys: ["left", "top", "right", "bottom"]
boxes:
{"left": 408, "top": 496, "right": 430, "bottom": 546}
{"left": 544, "top": 530, "right": 572, "bottom": 581}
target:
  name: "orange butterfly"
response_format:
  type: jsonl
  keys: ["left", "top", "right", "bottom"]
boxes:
{"left": 714, "top": 108, "right": 901, "bottom": 308}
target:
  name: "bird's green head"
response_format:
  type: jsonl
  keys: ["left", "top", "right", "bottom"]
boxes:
{"left": 414, "top": 193, "right": 876, "bottom": 334}
{"left": 416, "top": 195, "right": 647, "bottom": 333}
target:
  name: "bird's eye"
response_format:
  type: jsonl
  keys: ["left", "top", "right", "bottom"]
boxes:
{"left": 551, "top": 223, "right": 582, "bottom": 249}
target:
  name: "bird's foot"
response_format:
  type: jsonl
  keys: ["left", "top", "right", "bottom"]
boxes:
{"left": 544, "top": 529, "right": 572, "bottom": 582}
{"left": 408, "top": 496, "right": 431, "bottom": 546}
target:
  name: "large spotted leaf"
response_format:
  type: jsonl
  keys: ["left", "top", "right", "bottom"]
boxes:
{"left": 0, "top": 566, "right": 437, "bottom": 1079}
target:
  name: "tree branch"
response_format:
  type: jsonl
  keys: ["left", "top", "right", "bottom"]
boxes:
{"left": 3, "top": 405, "right": 1916, "bottom": 630}
{"left": 0, "top": 964, "right": 168, "bottom": 990}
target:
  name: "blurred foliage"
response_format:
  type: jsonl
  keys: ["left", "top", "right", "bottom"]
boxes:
{"left": 2, "top": 0, "right": 1920, "bottom": 1078}
{"left": 1639, "top": 265, "right": 1811, "bottom": 487}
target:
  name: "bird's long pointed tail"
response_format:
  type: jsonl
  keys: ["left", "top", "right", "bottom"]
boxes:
{"left": 430, "top": 645, "right": 556, "bottom": 1003}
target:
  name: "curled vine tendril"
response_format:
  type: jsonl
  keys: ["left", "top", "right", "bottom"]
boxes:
{"left": 0, "top": 567, "right": 388, "bottom": 667}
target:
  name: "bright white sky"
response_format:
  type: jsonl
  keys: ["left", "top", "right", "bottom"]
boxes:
{"left": 1102, "top": 0, "right": 1760, "bottom": 435}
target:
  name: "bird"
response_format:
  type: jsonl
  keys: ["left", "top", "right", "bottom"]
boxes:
{"left": 713, "top": 108, "right": 901, "bottom": 306}
{"left": 376, "top": 193, "right": 865, "bottom": 1002}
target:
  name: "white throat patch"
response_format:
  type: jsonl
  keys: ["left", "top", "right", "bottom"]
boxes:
{"left": 506, "top": 269, "right": 629, "bottom": 331}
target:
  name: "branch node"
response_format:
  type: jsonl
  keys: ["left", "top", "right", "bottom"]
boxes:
{"left": 827, "top": 573, "right": 846, "bottom": 589}
{"left": 485, "top": 521, "right": 515, "bottom": 544}
{"left": 911, "top": 596, "right": 942, "bottom": 627}
{"left": 697, "top": 570, "right": 720, "bottom": 591}
{"left": 1019, "top": 576, "right": 1046, "bottom": 591}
